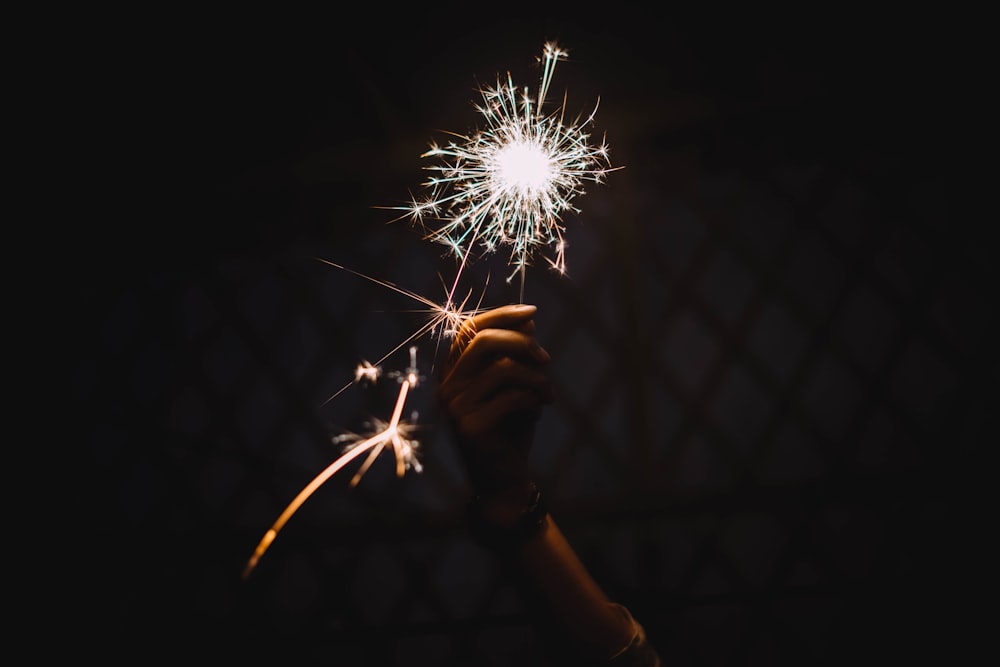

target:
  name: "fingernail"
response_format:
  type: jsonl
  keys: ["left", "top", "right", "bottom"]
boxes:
{"left": 513, "top": 304, "right": 537, "bottom": 313}
{"left": 532, "top": 342, "right": 550, "bottom": 362}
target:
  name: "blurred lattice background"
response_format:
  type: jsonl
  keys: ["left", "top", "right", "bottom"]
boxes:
{"left": 68, "top": 9, "right": 990, "bottom": 666}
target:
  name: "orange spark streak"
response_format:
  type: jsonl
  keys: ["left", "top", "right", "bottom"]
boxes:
{"left": 243, "top": 377, "right": 414, "bottom": 580}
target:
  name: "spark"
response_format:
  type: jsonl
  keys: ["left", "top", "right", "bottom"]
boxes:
{"left": 243, "top": 352, "right": 422, "bottom": 581}
{"left": 242, "top": 258, "right": 485, "bottom": 579}
{"left": 393, "top": 41, "right": 621, "bottom": 298}
{"left": 315, "top": 258, "right": 486, "bottom": 405}
{"left": 354, "top": 360, "right": 380, "bottom": 384}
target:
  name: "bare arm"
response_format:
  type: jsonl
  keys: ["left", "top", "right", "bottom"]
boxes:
{"left": 438, "top": 304, "right": 654, "bottom": 662}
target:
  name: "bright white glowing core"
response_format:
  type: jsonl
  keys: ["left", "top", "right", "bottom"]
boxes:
{"left": 399, "top": 41, "right": 617, "bottom": 283}
{"left": 493, "top": 141, "right": 553, "bottom": 197}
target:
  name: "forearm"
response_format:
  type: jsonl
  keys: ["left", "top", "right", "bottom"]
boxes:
{"left": 441, "top": 306, "right": 653, "bottom": 660}
{"left": 517, "top": 514, "right": 637, "bottom": 659}
{"left": 476, "top": 485, "right": 636, "bottom": 659}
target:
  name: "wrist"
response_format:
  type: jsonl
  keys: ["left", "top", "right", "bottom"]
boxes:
{"left": 479, "top": 481, "right": 538, "bottom": 525}
{"left": 466, "top": 481, "right": 548, "bottom": 551}
{"left": 464, "top": 455, "right": 532, "bottom": 499}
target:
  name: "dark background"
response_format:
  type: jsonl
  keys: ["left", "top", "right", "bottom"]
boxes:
{"left": 62, "top": 7, "right": 990, "bottom": 665}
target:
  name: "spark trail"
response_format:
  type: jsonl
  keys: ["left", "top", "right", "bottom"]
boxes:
{"left": 243, "top": 351, "right": 423, "bottom": 581}
{"left": 314, "top": 258, "right": 485, "bottom": 405}
{"left": 242, "top": 260, "right": 482, "bottom": 579}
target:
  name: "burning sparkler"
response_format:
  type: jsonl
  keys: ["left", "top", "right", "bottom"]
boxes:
{"left": 394, "top": 41, "right": 620, "bottom": 299}
{"left": 243, "top": 42, "right": 616, "bottom": 579}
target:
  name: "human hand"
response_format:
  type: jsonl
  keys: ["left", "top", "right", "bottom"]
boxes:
{"left": 437, "top": 304, "right": 554, "bottom": 497}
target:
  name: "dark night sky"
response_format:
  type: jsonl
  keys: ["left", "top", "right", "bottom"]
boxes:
{"left": 52, "top": 7, "right": 991, "bottom": 664}
{"left": 72, "top": 6, "right": 972, "bottom": 271}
